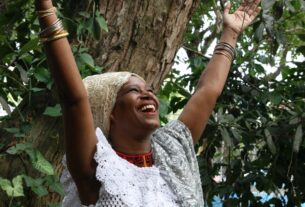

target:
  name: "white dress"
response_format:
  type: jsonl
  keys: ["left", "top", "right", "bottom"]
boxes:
{"left": 60, "top": 120, "right": 204, "bottom": 207}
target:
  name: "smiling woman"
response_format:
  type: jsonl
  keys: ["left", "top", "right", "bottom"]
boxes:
{"left": 35, "top": 0, "right": 261, "bottom": 206}
{"left": 59, "top": 71, "right": 204, "bottom": 206}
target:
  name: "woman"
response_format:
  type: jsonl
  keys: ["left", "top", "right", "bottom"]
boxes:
{"left": 35, "top": 0, "right": 261, "bottom": 206}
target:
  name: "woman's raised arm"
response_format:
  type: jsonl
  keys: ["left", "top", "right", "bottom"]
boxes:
{"left": 35, "top": 0, "right": 99, "bottom": 202}
{"left": 179, "top": 0, "right": 261, "bottom": 143}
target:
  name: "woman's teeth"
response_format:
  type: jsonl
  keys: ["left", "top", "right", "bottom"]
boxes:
{"left": 140, "top": 105, "right": 155, "bottom": 112}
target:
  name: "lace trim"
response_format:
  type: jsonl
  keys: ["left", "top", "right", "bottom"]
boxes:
{"left": 60, "top": 126, "right": 179, "bottom": 207}
{"left": 94, "top": 128, "right": 167, "bottom": 206}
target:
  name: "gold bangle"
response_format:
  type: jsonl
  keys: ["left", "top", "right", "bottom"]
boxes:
{"left": 38, "top": 12, "right": 55, "bottom": 19}
{"left": 37, "top": 7, "right": 57, "bottom": 15}
{"left": 40, "top": 31, "right": 69, "bottom": 44}
{"left": 37, "top": 7, "right": 57, "bottom": 19}
{"left": 39, "top": 19, "right": 63, "bottom": 38}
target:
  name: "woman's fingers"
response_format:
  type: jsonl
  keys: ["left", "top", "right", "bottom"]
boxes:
{"left": 224, "top": 1, "right": 231, "bottom": 15}
{"left": 241, "top": 0, "right": 260, "bottom": 12}
{"left": 247, "top": 0, "right": 261, "bottom": 16}
{"left": 237, "top": 0, "right": 261, "bottom": 22}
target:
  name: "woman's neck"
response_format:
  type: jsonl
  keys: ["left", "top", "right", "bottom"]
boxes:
{"left": 110, "top": 136, "right": 152, "bottom": 154}
{"left": 109, "top": 129, "right": 154, "bottom": 167}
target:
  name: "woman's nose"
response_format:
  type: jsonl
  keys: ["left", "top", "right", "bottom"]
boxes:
{"left": 140, "top": 90, "right": 151, "bottom": 99}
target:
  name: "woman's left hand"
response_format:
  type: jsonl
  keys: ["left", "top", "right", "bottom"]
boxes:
{"left": 223, "top": 0, "right": 261, "bottom": 36}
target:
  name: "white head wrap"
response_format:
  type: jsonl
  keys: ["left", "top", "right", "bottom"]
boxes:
{"left": 83, "top": 72, "right": 144, "bottom": 138}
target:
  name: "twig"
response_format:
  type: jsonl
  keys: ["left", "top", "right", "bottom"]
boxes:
{"left": 182, "top": 45, "right": 207, "bottom": 58}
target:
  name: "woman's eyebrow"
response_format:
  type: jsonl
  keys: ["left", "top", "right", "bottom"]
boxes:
{"left": 120, "top": 84, "right": 152, "bottom": 93}
{"left": 123, "top": 84, "right": 140, "bottom": 89}
{"left": 117, "top": 84, "right": 138, "bottom": 95}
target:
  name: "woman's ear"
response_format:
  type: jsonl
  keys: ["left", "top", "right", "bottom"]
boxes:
{"left": 110, "top": 112, "right": 116, "bottom": 123}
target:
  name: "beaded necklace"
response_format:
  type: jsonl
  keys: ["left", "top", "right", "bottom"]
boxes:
{"left": 115, "top": 150, "right": 154, "bottom": 167}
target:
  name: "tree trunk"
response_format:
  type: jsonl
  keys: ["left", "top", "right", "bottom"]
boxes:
{"left": 91, "top": 0, "right": 199, "bottom": 90}
{"left": 0, "top": 0, "right": 200, "bottom": 205}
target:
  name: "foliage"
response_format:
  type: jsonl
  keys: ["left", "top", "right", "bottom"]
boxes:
{"left": 0, "top": 0, "right": 304, "bottom": 206}
{"left": 162, "top": 0, "right": 305, "bottom": 206}
{"left": 0, "top": 0, "right": 106, "bottom": 205}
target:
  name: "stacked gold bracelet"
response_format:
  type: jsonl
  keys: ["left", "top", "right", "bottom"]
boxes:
{"left": 37, "top": 7, "right": 69, "bottom": 44}
{"left": 37, "top": 7, "right": 57, "bottom": 19}
{"left": 214, "top": 42, "right": 236, "bottom": 62}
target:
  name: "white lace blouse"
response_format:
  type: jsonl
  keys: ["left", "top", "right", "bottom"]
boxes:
{"left": 60, "top": 120, "right": 204, "bottom": 207}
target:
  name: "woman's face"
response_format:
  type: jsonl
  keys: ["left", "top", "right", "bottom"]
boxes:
{"left": 110, "top": 76, "right": 160, "bottom": 132}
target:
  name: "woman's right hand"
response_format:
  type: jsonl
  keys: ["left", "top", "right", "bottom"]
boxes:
{"left": 223, "top": 0, "right": 261, "bottom": 36}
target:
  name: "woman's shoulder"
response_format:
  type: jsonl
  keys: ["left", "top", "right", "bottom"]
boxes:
{"left": 152, "top": 119, "right": 192, "bottom": 144}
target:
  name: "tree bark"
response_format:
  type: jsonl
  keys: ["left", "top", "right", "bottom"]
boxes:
{"left": 0, "top": 0, "right": 200, "bottom": 205}
{"left": 92, "top": 0, "right": 199, "bottom": 89}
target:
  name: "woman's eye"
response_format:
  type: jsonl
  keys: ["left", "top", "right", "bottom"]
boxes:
{"left": 129, "top": 88, "right": 139, "bottom": 93}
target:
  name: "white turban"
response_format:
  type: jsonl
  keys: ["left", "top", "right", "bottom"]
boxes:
{"left": 83, "top": 72, "right": 144, "bottom": 138}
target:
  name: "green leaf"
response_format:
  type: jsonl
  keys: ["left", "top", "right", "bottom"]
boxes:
{"left": 220, "top": 127, "right": 233, "bottom": 147}
{"left": 261, "top": 0, "right": 276, "bottom": 12}
{"left": 34, "top": 67, "right": 51, "bottom": 83}
{"left": 0, "top": 178, "right": 12, "bottom": 194}
{"left": 85, "top": 17, "right": 94, "bottom": 37}
{"left": 293, "top": 124, "right": 303, "bottom": 152}
{"left": 30, "top": 150, "right": 55, "bottom": 175}
{"left": 31, "top": 87, "right": 45, "bottom": 92}
{"left": 6, "top": 143, "right": 32, "bottom": 155}
{"left": 289, "top": 117, "right": 300, "bottom": 125}
{"left": 269, "top": 92, "right": 282, "bottom": 105}
{"left": 43, "top": 104, "right": 62, "bottom": 117}
{"left": 78, "top": 11, "right": 91, "bottom": 18}
{"left": 92, "top": 66, "right": 103, "bottom": 73}
{"left": 45, "top": 175, "right": 64, "bottom": 195}
{"left": 93, "top": 18, "right": 102, "bottom": 39}
{"left": 15, "top": 63, "right": 29, "bottom": 83}
{"left": 79, "top": 53, "right": 95, "bottom": 68}
{"left": 23, "top": 176, "right": 48, "bottom": 197}
{"left": 0, "top": 96, "right": 11, "bottom": 115}
{"left": 264, "top": 129, "right": 276, "bottom": 155}
{"left": 254, "top": 23, "right": 264, "bottom": 42}
{"left": 4, "top": 127, "right": 20, "bottom": 134}
{"left": 11, "top": 175, "right": 24, "bottom": 197}
{"left": 95, "top": 14, "right": 108, "bottom": 32}
{"left": 159, "top": 98, "right": 169, "bottom": 117}
{"left": 230, "top": 128, "right": 241, "bottom": 141}
{"left": 0, "top": 176, "right": 24, "bottom": 197}
{"left": 19, "top": 38, "right": 39, "bottom": 56}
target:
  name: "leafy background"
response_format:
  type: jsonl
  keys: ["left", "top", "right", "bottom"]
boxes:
{"left": 0, "top": 0, "right": 305, "bottom": 206}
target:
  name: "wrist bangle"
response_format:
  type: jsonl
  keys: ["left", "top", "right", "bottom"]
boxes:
{"left": 213, "top": 42, "right": 236, "bottom": 62}
{"left": 213, "top": 42, "right": 236, "bottom": 61}
{"left": 40, "top": 31, "right": 69, "bottom": 44}
{"left": 38, "top": 18, "right": 69, "bottom": 44}
{"left": 37, "top": 7, "right": 57, "bottom": 19}
{"left": 214, "top": 50, "right": 233, "bottom": 62}
{"left": 39, "top": 19, "right": 63, "bottom": 37}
